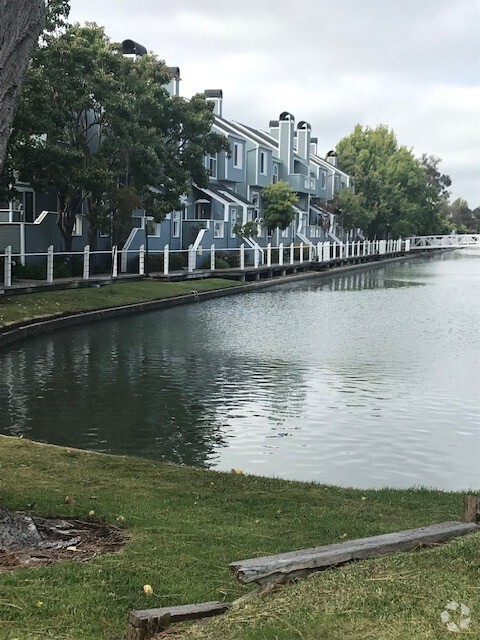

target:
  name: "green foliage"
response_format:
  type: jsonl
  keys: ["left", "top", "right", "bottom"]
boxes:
{"left": 4, "top": 23, "right": 229, "bottom": 249}
{"left": 335, "top": 125, "right": 449, "bottom": 237}
{"left": 261, "top": 180, "right": 298, "bottom": 232}
{"left": 201, "top": 255, "right": 229, "bottom": 269}
{"left": 233, "top": 220, "right": 258, "bottom": 237}
{"left": 168, "top": 252, "right": 186, "bottom": 271}
{"left": 446, "top": 198, "right": 480, "bottom": 233}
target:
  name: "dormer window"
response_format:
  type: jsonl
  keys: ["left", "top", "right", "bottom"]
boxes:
{"left": 260, "top": 151, "right": 267, "bottom": 175}
{"left": 233, "top": 142, "right": 243, "bottom": 169}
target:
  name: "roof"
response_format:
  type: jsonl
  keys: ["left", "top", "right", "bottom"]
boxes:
{"left": 205, "top": 89, "right": 223, "bottom": 98}
{"left": 121, "top": 40, "right": 147, "bottom": 56}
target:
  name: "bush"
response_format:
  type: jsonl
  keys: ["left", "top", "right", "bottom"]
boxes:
{"left": 14, "top": 262, "right": 47, "bottom": 280}
{"left": 168, "top": 252, "right": 186, "bottom": 271}
{"left": 201, "top": 255, "right": 229, "bottom": 269}
{"left": 147, "top": 253, "right": 164, "bottom": 272}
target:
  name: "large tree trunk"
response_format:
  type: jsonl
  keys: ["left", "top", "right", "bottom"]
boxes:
{"left": 0, "top": 0, "right": 45, "bottom": 547}
{"left": 0, "top": 0, "right": 45, "bottom": 171}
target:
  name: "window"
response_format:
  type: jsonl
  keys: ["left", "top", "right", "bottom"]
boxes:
{"left": 172, "top": 211, "right": 181, "bottom": 237}
{"left": 208, "top": 154, "right": 217, "bottom": 179}
{"left": 230, "top": 207, "right": 237, "bottom": 238}
{"left": 272, "top": 165, "right": 278, "bottom": 184}
{"left": 195, "top": 201, "right": 211, "bottom": 219}
{"left": 213, "top": 221, "right": 224, "bottom": 238}
{"left": 73, "top": 214, "right": 83, "bottom": 236}
{"left": 282, "top": 226, "right": 289, "bottom": 238}
{"left": 321, "top": 172, "right": 326, "bottom": 189}
{"left": 260, "top": 151, "right": 267, "bottom": 175}
{"left": 233, "top": 142, "right": 243, "bottom": 169}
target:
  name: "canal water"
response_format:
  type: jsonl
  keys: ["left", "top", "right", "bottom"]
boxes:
{"left": 1, "top": 251, "right": 479, "bottom": 491}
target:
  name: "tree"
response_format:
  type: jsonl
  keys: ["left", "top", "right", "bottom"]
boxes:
{"left": 5, "top": 23, "right": 229, "bottom": 250}
{"left": 446, "top": 198, "right": 480, "bottom": 233}
{"left": 261, "top": 180, "right": 298, "bottom": 232}
{"left": 335, "top": 124, "right": 448, "bottom": 238}
{"left": 0, "top": 0, "right": 45, "bottom": 170}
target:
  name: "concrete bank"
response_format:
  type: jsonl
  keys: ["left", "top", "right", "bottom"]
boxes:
{"left": 0, "top": 251, "right": 434, "bottom": 350}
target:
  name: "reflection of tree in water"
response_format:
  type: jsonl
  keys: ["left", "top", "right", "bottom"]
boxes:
{"left": 303, "top": 267, "right": 425, "bottom": 293}
{"left": 0, "top": 326, "right": 225, "bottom": 468}
{"left": 0, "top": 316, "right": 308, "bottom": 467}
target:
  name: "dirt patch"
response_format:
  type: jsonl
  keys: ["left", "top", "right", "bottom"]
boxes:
{"left": 0, "top": 515, "right": 127, "bottom": 570}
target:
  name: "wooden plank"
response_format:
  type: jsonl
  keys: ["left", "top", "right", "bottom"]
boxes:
{"left": 229, "top": 521, "right": 478, "bottom": 585}
{"left": 126, "top": 601, "right": 230, "bottom": 640}
{"left": 463, "top": 496, "right": 480, "bottom": 523}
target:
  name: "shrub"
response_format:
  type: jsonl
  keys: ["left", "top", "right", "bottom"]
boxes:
{"left": 168, "top": 252, "right": 186, "bottom": 271}
{"left": 205, "top": 256, "right": 229, "bottom": 269}
{"left": 147, "top": 253, "right": 164, "bottom": 272}
{"left": 14, "top": 262, "right": 47, "bottom": 280}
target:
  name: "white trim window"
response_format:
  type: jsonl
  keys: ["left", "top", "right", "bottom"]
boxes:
{"left": 230, "top": 207, "right": 237, "bottom": 238}
{"left": 213, "top": 221, "right": 224, "bottom": 238}
{"left": 260, "top": 151, "right": 267, "bottom": 175}
{"left": 73, "top": 214, "right": 83, "bottom": 236}
{"left": 208, "top": 154, "right": 217, "bottom": 179}
{"left": 233, "top": 142, "right": 243, "bottom": 169}
{"left": 281, "top": 225, "right": 289, "bottom": 238}
{"left": 172, "top": 211, "right": 181, "bottom": 237}
{"left": 321, "top": 171, "right": 326, "bottom": 189}
{"left": 272, "top": 164, "right": 279, "bottom": 184}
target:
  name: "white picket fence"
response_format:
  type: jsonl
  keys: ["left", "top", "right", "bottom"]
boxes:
{"left": 1, "top": 239, "right": 410, "bottom": 288}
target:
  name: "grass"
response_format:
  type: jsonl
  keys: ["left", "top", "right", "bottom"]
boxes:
{"left": 175, "top": 535, "right": 480, "bottom": 639}
{"left": 0, "top": 435, "right": 477, "bottom": 640}
{"left": 0, "top": 279, "right": 237, "bottom": 328}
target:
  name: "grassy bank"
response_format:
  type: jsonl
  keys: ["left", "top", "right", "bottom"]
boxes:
{"left": 0, "top": 436, "right": 477, "bottom": 640}
{"left": 0, "top": 278, "right": 237, "bottom": 328}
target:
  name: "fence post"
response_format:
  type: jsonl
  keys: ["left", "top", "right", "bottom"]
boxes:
{"left": 240, "top": 243, "right": 245, "bottom": 270}
{"left": 317, "top": 242, "right": 322, "bottom": 262}
{"left": 139, "top": 244, "right": 145, "bottom": 275}
{"left": 299, "top": 242, "right": 304, "bottom": 264}
{"left": 4, "top": 246, "right": 12, "bottom": 287}
{"left": 188, "top": 244, "right": 195, "bottom": 272}
{"left": 308, "top": 243, "right": 314, "bottom": 262}
{"left": 267, "top": 243, "right": 272, "bottom": 267}
{"left": 83, "top": 245, "right": 90, "bottom": 280}
{"left": 279, "top": 243, "right": 284, "bottom": 266}
{"left": 121, "top": 246, "right": 128, "bottom": 273}
{"left": 210, "top": 244, "right": 215, "bottom": 271}
{"left": 111, "top": 245, "right": 118, "bottom": 279}
{"left": 47, "top": 245, "right": 54, "bottom": 283}
{"left": 290, "top": 242, "right": 294, "bottom": 265}
{"left": 254, "top": 246, "right": 259, "bottom": 269}
{"left": 163, "top": 244, "right": 169, "bottom": 275}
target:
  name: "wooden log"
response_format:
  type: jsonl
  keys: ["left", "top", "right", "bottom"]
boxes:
{"left": 126, "top": 601, "right": 230, "bottom": 640}
{"left": 229, "top": 521, "right": 478, "bottom": 586}
{"left": 463, "top": 496, "right": 480, "bottom": 523}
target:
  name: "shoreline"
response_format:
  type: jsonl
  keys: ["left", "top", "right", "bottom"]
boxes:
{"left": 0, "top": 250, "right": 436, "bottom": 350}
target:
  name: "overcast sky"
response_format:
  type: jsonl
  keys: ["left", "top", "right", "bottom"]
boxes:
{"left": 69, "top": 0, "right": 480, "bottom": 206}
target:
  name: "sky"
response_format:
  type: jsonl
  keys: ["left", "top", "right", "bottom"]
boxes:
{"left": 68, "top": 0, "right": 480, "bottom": 207}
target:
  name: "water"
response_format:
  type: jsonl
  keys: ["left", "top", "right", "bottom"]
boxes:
{"left": 1, "top": 251, "right": 480, "bottom": 490}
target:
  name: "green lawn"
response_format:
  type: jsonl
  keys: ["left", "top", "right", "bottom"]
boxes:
{"left": 0, "top": 436, "right": 477, "bottom": 640}
{"left": 0, "top": 279, "right": 237, "bottom": 328}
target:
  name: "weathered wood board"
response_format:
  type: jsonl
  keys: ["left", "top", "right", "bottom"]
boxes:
{"left": 230, "top": 521, "right": 478, "bottom": 585}
{"left": 126, "top": 601, "right": 230, "bottom": 640}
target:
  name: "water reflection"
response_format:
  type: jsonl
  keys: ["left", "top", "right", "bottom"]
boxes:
{"left": 1, "top": 251, "right": 480, "bottom": 490}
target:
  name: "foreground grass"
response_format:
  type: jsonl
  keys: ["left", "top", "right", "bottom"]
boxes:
{"left": 176, "top": 536, "right": 480, "bottom": 640}
{"left": 0, "top": 436, "right": 476, "bottom": 640}
{"left": 0, "top": 278, "right": 237, "bottom": 328}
